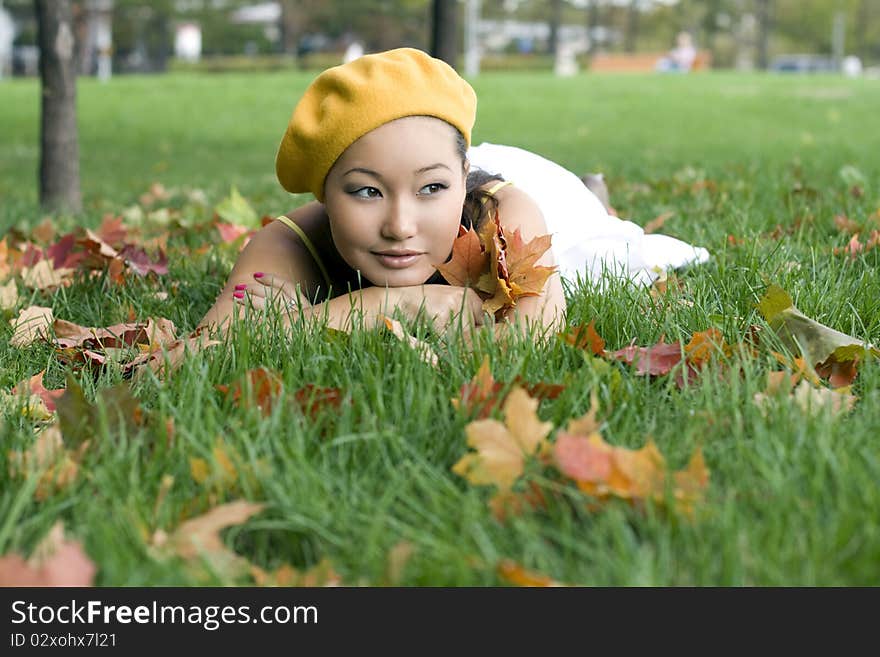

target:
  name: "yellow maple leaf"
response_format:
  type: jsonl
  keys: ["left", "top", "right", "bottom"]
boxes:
{"left": 452, "top": 387, "right": 552, "bottom": 491}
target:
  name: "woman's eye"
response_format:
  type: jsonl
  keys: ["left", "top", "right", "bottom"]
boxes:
{"left": 352, "top": 187, "right": 381, "bottom": 198}
{"left": 419, "top": 183, "right": 448, "bottom": 195}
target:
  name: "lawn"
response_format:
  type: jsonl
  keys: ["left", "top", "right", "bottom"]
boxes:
{"left": 1, "top": 70, "right": 879, "bottom": 586}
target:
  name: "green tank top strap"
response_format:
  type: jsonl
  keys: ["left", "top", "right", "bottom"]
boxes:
{"left": 275, "top": 215, "right": 332, "bottom": 293}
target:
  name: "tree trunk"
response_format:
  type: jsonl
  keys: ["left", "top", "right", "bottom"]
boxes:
{"left": 279, "top": 0, "right": 299, "bottom": 56}
{"left": 548, "top": 0, "right": 563, "bottom": 56}
{"left": 430, "top": 0, "right": 458, "bottom": 69}
{"left": 585, "top": 0, "right": 599, "bottom": 54}
{"left": 856, "top": 0, "right": 869, "bottom": 63}
{"left": 624, "top": 0, "right": 640, "bottom": 53}
{"left": 755, "top": 0, "right": 771, "bottom": 70}
{"left": 36, "top": 0, "right": 81, "bottom": 212}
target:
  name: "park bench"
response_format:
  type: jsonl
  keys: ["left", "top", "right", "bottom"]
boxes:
{"left": 588, "top": 50, "right": 712, "bottom": 73}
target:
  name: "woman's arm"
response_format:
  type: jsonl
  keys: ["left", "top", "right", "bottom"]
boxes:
{"left": 197, "top": 202, "right": 485, "bottom": 336}
{"left": 491, "top": 184, "right": 567, "bottom": 333}
{"left": 196, "top": 203, "right": 326, "bottom": 334}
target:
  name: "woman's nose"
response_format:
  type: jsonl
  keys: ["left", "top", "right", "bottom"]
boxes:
{"left": 381, "top": 198, "right": 417, "bottom": 240}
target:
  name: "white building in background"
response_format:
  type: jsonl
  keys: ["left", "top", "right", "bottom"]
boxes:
{"left": 230, "top": 1, "right": 281, "bottom": 43}
{"left": 174, "top": 22, "right": 201, "bottom": 61}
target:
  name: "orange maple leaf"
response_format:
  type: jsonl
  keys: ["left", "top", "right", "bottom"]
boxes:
{"left": 684, "top": 328, "right": 731, "bottom": 367}
{"left": 504, "top": 227, "right": 556, "bottom": 299}
{"left": 553, "top": 405, "right": 709, "bottom": 513}
{"left": 559, "top": 320, "right": 606, "bottom": 356}
{"left": 434, "top": 225, "right": 489, "bottom": 288}
{"left": 216, "top": 367, "right": 283, "bottom": 416}
{"left": 435, "top": 209, "right": 556, "bottom": 318}
{"left": 452, "top": 356, "right": 565, "bottom": 419}
{"left": 497, "top": 559, "right": 565, "bottom": 587}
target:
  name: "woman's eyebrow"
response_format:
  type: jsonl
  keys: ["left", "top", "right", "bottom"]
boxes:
{"left": 343, "top": 167, "right": 382, "bottom": 178}
{"left": 416, "top": 163, "right": 452, "bottom": 174}
{"left": 343, "top": 163, "right": 452, "bottom": 178}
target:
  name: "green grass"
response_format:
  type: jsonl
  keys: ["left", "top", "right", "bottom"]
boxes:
{"left": 1, "top": 71, "right": 879, "bottom": 585}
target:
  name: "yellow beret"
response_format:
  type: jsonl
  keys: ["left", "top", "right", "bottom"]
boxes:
{"left": 275, "top": 47, "right": 477, "bottom": 202}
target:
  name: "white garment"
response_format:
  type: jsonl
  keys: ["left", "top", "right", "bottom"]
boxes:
{"left": 466, "top": 142, "right": 710, "bottom": 287}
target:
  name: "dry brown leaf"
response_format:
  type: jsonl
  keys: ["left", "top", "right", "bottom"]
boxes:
{"left": 643, "top": 211, "right": 674, "bottom": 234}
{"left": 0, "top": 279, "right": 17, "bottom": 310}
{"left": 380, "top": 315, "right": 439, "bottom": 368}
{"left": 7, "top": 424, "right": 89, "bottom": 501}
{"left": 10, "top": 305, "right": 54, "bottom": 347}
{"left": 20, "top": 259, "right": 75, "bottom": 290}
{"left": 166, "top": 500, "right": 265, "bottom": 578}
{"left": 791, "top": 380, "right": 857, "bottom": 417}
{"left": 384, "top": 541, "right": 415, "bottom": 586}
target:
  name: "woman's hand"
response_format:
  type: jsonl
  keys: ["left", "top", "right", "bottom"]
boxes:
{"left": 383, "top": 284, "right": 486, "bottom": 335}
{"left": 232, "top": 272, "right": 310, "bottom": 315}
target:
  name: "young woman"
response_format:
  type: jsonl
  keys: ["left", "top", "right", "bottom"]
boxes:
{"left": 197, "top": 48, "right": 708, "bottom": 337}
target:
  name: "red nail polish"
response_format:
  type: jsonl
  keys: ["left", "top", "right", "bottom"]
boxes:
{"left": 233, "top": 291, "right": 244, "bottom": 299}
{"left": 234, "top": 284, "right": 247, "bottom": 290}
{"left": 253, "top": 272, "right": 264, "bottom": 278}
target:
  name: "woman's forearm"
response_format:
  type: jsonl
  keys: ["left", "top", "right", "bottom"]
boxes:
{"left": 290, "top": 286, "right": 399, "bottom": 331}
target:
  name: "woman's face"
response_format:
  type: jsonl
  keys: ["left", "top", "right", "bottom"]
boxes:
{"left": 323, "top": 116, "right": 468, "bottom": 287}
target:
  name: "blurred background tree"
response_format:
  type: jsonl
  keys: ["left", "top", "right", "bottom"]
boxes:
{"left": 3, "top": 0, "right": 879, "bottom": 76}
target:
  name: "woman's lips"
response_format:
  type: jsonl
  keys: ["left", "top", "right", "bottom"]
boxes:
{"left": 373, "top": 252, "right": 423, "bottom": 269}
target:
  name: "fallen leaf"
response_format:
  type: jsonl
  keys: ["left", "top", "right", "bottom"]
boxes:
{"left": 0, "top": 279, "right": 18, "bottom": 310}
{"left": 381, "top": 315, "right": 439, "bottom": 367}
{"left": 684, "top": 328, "right": 730, "bottom": 367}
{"left": 294, "top": 384, "right": 345, "bottom": 420}
{"left": 7, "top": 424, "right": 88, "bottom": 500}
{"left": 452, "top": 356, "right": 564, "bottom": 419}
{"left": 30, "top": 218, "right": 57, "bottom": 244}
{"left": 791, "top": 380, "right": 857, "bottom": 417}
{"left": 452, "top": 387, "right": 552, "bottom": 491}
{"left": 10, "top": 305, "right": 54, "bottom": 348}
{"left": 497, "top": 559, "right": 564, "bottom": 587}
{"left": 559, "top": 320, "right": 606, "bottom": 356}
{"left": 383, "top": 541, "right": 415, "bottom": 586}
{"left": 0, "top": 522, "right": 96, "bottom": 586}
{"left": 215, "top": 186, "right": 259, "bottom": 227}
{"left": 12, "top": 370, "right": 65, "bottom": 413}
{"left": 758, "top": 284, "right": 879, "bottom": 384}
{"left": 216, "top": 367, "right": 283, "bottom": 416}
{"left": 833, "top": 214, "right": 861, "bottom": 235}
{"left": 20, "top": 259, "right": 75, "bottom": 290}
{"left": 553, "top": 402, "right": 708, "bottom": 513}
{"left": 643, "top": 211, "right": 674, "bottom": 234}
{"left": 166, "top": 500, "right": 265, "bottom": 578}
{"left": 216, "top": 222, "right": 252, "bottom": 245}
{"left": 250, "top": 557, "right": 342, "bottom": 587}
{"left": 612, "top": 338, "right": 683, "bottom": 376}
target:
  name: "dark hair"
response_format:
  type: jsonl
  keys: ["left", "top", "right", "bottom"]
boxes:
{"left": 452, "top": 128, "right": 504, "bottom": 231}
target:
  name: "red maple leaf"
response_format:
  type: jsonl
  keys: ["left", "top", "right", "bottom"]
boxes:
{"left": 612, "top": 338, "right": 683, "bottom": 376}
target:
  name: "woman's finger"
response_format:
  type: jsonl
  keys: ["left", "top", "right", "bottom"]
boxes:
{"left": 254, "top": 273, "right": 303, "bottom": 306}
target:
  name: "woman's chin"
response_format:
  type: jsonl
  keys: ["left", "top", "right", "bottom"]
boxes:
{"left": 362, "top": 268, "right": 436, "bottom": 288}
